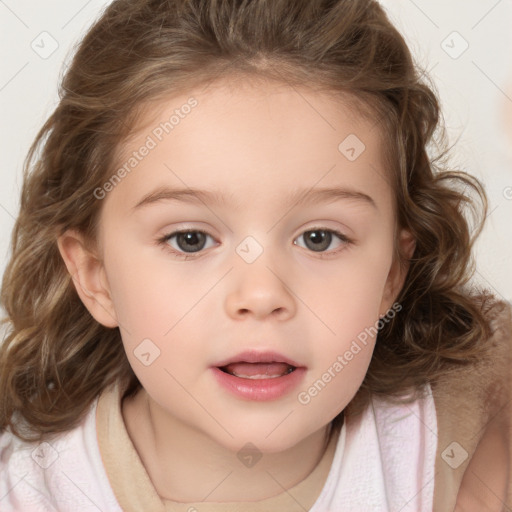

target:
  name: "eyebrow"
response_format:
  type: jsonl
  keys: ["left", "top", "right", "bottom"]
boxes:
{"left": 131, "top": 185, "right": 377, "bottom": 212}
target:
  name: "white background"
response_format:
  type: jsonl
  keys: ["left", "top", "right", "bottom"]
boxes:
{"left": 1, "top": 0, "right": 511, "bottom": 330}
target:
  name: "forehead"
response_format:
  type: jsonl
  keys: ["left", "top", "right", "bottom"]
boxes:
{"left": 117, "top": 76, "right": 383, "bottom": 155}
{"left": 107, "top": 78, "right": 392, "bottom": 214}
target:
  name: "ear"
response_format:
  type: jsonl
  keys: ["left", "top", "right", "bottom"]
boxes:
{"left": 57, "top": 229, "right": 118, "bottom": 328}
{"left": 379, "top": 228, "right": 415, "bottom": 317}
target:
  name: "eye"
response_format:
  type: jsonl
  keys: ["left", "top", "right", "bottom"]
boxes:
{"left": 157, "top": 227, "right": 353, "bottom": 260}
{"left": 294, "top": 228, "right": 352, "bottom": 254}
{"left": 157, "top": 230, "right": 217, "bottom": 257}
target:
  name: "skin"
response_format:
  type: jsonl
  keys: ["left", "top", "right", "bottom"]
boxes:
{"left": 454, "top": 414, "right": 509, "bottom": 511}
{"left": 58, "top": 77, "right": 415, "bottom": 502}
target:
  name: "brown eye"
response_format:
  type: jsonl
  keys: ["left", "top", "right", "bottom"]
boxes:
{"left": 303, "top": 230, "right": 332, "bottom": 252}
{"left": 175, "top": 231, "right": 207, "bottom": 253}
{"left": 294, "top": 228, "right": 351, "bottom": 254}
{"left": 160, "top": 230, "right": 216, "bottom": 255}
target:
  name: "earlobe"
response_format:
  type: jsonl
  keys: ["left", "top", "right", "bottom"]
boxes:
{"left": 400, "top": 228, "right": 416, "bottom": 261}
{"left": 57, "top": 229, "right": 118, "bottom": 328}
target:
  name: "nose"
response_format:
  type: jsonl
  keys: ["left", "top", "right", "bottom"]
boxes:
{"left": 224, "top": 258, "right": 297, "bottom": 321}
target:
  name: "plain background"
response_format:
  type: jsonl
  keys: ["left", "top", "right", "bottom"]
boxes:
{"left": 1, "top": 0, "right": 511, "bottom": 335}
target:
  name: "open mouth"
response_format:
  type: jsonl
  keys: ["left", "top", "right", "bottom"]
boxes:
{"left": 218, "top": 362, "right": 296, "bottom": 379}
{"left": 212, "top": 354, "right": 306, "bottom": 400}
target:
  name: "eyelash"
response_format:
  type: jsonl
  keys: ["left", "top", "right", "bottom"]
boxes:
{"left": 156, "top": 227, "right": 353, "bottom": 260}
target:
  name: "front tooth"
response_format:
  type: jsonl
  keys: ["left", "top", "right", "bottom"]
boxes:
{"left": 232, "top": 372, "right": 281, "bottom": 379}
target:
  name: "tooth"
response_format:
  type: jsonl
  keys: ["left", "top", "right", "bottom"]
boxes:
{"left": 232, "top": 373, "right": 282, "bottom": 379}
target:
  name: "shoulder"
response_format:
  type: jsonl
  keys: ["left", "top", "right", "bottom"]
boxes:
{"left": 0, "top": 398, "right": 122, "bottom": 512}
{"left": 432, "top": 298, "right": 512, "bottom": 511}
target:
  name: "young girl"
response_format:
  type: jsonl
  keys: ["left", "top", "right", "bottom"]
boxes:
{"left": 1, "top": 0, "right": 511, "bottom": 510}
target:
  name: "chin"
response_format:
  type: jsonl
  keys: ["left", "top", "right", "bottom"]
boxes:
{"left": 209, "top": 420, "right": 323, "bottom": 455}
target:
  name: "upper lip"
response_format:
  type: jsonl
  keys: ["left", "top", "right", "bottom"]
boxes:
{"left": 213, "top": 350, "right": 303, "bottom": 368}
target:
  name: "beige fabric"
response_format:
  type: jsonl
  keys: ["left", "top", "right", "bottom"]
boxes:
{"left": 96, "top": 385, "right": 339, "bottom": 512}
{"left": 431, "top": 299, "right": 512, "bottom": 511}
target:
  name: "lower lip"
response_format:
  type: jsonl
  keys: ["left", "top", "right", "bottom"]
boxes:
{"left": 211, "top": 367, "right": 307, "bottom": 401}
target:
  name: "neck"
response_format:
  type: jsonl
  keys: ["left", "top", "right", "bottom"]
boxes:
{"left": 122, "top": 388, "right": 335, "bottom": 503}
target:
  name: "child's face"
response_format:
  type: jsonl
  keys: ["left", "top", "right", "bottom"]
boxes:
{"left": 85, "top": 79, "right": 412, "bottom": 452}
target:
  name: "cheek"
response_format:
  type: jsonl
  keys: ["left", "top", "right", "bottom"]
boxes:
{"left": 297, "top": 337, "right": 375, "bottom": 428}
{"left": 300, "top": 245, "right": 393, "bottom": 335}
{"left": 103, "top": 246, "right": 212, "bottom": 389}
{"left": 104, "top": 243, "right": 205, "bottom": 335}
{"left": 296, "top": 240, "right": 393, "bottom": 407}
{"left": 297, "top": 294, "right": 380, "bottom": 424}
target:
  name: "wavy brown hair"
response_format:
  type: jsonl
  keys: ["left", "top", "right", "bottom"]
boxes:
{"left": 0, "top": 0, "right": 499, "bottom": 443}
